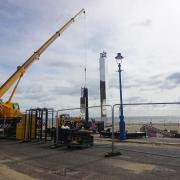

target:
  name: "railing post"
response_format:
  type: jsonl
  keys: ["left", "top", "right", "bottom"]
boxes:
{"left": 56, "top": 111, "right": 59, "bottom": 145}
{"left": 111, "top": 105, "right": 114, "bottom": 153}
{"left": 105, "top": 104, "right": 121, "bottom": 157}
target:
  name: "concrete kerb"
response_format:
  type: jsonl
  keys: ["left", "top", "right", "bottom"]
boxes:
{"left": 96, "top": 136, "right": 180, "bottom": 147}
{"left": 123, "top": 139, "right": 180, "bottom": 147}
{"left": 115, "top": 138, "right": 180, "bottom": 147}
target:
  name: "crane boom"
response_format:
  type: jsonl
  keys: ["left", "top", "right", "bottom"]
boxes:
{"left": 0, "top": 8, "right": 85, "bottom": 99}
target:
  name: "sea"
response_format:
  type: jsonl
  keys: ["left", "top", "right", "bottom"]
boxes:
{"left": 95, "top": 116, "right": 180, "bottom": 125}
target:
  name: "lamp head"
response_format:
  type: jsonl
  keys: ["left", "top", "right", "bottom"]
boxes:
{"left": 115, "top": 53, "right": 124, "bottom": 60}
{"left": 115, "top": 53, "right": 124, "bottom": 64}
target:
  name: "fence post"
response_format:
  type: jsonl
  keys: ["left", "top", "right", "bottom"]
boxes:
{"left": 112, "top": 105, "right": 114, "bottom": 153}
{"left": 105, "top": 104, "right": 121, "bottom": 157}
{"left": 56, "top": 111, "right": 59, "bottom": 145}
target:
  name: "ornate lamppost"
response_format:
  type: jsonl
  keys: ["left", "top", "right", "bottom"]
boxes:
{"left": 115, "top": 53, "right": 126, "bottom": 140}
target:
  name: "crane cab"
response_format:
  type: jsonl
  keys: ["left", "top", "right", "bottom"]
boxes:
{"left": 0, "top": 102, "right": 22, "bottom": 119}
{"left": 12, "top": 103, "right": 20, "bottom": 111}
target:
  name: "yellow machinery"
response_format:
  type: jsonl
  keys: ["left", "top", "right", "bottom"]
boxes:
{"left": 15, "top": 115, "right": 26, "bottom": 140}
{"left": 55, "top": 114, "right": 94, "bottom": 148}
{"left": 16, "top": 114, "right": 36, "bottom": 140}
{"left": 58, "top": 114, "right": 83, "bottom": 129}
{"left": 0, "top": 9, "right": 85, "bottom": 120}
{"left": 0, "top": 9, "right": 85, "bottom": 137}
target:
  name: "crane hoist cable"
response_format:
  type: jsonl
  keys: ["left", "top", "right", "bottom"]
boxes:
{"left": 82, "top": 11, "right": 87, "bottom": 88}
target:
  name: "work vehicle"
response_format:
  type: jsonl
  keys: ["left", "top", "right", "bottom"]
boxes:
{"left": 0, "top": 9, "right": 85, "bottom": 136}
{"left": 58, "top": 114, "right": 84, "bottom": 129}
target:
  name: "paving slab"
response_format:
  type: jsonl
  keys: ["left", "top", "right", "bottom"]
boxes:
{"left": 0, "top": 139, "right": 180, "bottom": 180}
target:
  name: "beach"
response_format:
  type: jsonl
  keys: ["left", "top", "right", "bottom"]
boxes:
{"left": 116, "top": 123, "right": 180, "bottom": 133}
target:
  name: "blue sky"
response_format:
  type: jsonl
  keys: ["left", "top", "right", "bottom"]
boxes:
{"left": 1, "top": 0, "right": 180, "bottom": 111}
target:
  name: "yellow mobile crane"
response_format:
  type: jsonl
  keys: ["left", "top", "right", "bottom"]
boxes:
{"left": 0, "top": 9, "right": 85, "bottom": 121}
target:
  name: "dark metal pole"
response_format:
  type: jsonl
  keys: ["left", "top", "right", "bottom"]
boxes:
{"left": 45, "top": 109, "right": 48, "bottom": 142}
{"left": 112, "top": 106, "right": 115, "bottom": 153}
{"left": 118, "top": 63, "right": 126, "bottom": 140}
{"left": 84, "top": 88, "right": 89, "bottom": 123}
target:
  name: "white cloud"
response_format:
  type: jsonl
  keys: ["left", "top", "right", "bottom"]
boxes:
{"left": 1, "top": 0, "right": 180, "bottom": 112}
